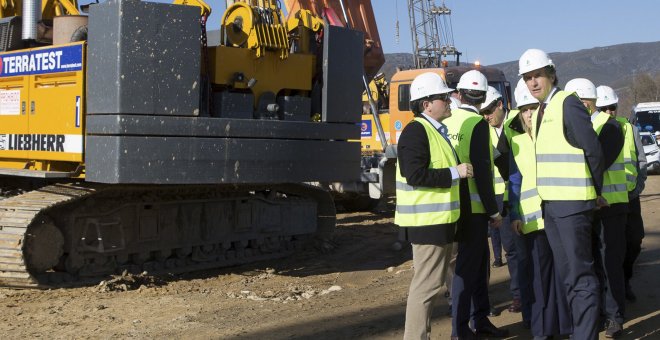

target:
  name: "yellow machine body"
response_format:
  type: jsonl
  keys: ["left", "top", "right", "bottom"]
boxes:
{"left": 0, "top": 41, "right": 85, "bottom": 175}
{"left": 209, "top": 45, "right": 314, "bottom": 106}
{"left": 221, "top": 0, "right": 289, "bottom": 59}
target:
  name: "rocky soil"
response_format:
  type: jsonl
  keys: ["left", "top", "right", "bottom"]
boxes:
{"left": 1, "top": 178, "right": 659, "bottom": 339}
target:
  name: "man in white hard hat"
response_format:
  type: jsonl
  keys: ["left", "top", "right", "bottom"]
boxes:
{"left": 596, "top": 85, "right": 647, "bottom": 306}
{"left": 444, "top": 70, "right": 508, "bottom": 339}
{"left": 481, "top": 87, "right": 506, "bottom": 270}
{"left": 505, "top": 78, "right": 571, "bottom": 339}
{"left": 394, "top": 72, "right": 473, "bottom": 340}
{"left": 481, "top": 86, "right": 530, "bottom": 319}
{"left": 567, "top": 78, "right": 627, "bottom": 338}
{"left": 519, "top": 49, "right": 605, "bottom": 340}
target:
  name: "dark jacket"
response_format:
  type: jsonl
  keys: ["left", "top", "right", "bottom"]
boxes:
{"left": 397, "top": 116, "right": 457, "bottom": 245}
{"left": 466, "top": 109, "right": 499, "bottom": 217}
{"left": 597, "top": 115, "right": 628, "bottom": 216}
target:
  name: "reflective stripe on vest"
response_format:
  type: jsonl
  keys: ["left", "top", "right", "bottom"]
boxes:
{"left": 616, "top": 117, "right": 638, "bottom": 192}
{"left": 394, "top": 118, "right": 460, "bottom": 227}
{"left": 443, "top": 108, "right": 494, "bottom": 213}
{"left": 592, "top": 111, "right": 628, "bottom": 204}
{"left": 511, "top": 131, "right": 544, "bottom": 233}
{"left": 533, "top": 91, "right": 596, "bottom": 201}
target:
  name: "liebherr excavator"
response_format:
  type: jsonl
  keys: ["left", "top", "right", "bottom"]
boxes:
{"left": 0, "top": 0, "right": 383, "bottom": 288}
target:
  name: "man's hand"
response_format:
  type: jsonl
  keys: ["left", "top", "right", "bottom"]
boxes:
{"left": 511, "top": 220, "right": 523, "bottom": 235}
{"left": 596, "top": 195, "right": 609, "bottom": 209}
{"left": 456, "top": 163, "right": 473, "bottom": 178}
{"left": 489, "top": 214, "right": 503, "bottom": 228}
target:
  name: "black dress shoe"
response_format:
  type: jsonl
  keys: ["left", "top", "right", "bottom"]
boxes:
{"left": 475, "top": 321, "right": 509, "bottom": 338}
{"left": 489, "top": 305, "right": 500, "bottom": 317}
{"left": 450, "top": 330, "right": 478, "bottom": 340}
{"left": 492, "top": 259, "right": 503, "bottom": 267}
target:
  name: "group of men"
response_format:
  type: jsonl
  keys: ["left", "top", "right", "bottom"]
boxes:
{"left": 394, "top": 48, "right": 647, "bottom": 340}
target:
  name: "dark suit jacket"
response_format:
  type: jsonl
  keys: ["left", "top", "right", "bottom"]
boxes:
{"left": 397, "top": 116, "right": 457, "bottom": 245}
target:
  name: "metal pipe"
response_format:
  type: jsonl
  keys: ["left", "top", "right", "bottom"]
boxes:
{"left": 22, "top": 0, "right": 42, "bottom": 41}
{"left": 337, "top": 0, "right": 389, "bottom": 150}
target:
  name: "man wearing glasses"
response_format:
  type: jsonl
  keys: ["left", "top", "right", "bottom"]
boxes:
{"left": 481, "top": 86, "right": 531, "bottom": 322}
{"left": 597, "top": 85, "right": 647, "bottom": 310}
{"left": 395, "top": 72, "right": 473, "bottom": 339}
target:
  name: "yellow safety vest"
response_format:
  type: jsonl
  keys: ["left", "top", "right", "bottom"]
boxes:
{"left": 615, "top": 116, "right": 638, "bottom": 192}
{"left": 533, "top": 91, "right": 596, "bottom": 201}
{"left": 511, "top": 131, "right": 544, "bottom": 234}
{"left": 443, "top": 108, "right": 494, "bottom": 213}
{"left": 592, "top": 112, "right": 628, "bottom": 204}
{"left": 394, "top": 117, "right": 460, "bottom": 226}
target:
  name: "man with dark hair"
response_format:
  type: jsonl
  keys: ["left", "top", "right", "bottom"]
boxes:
{"left": 596, "top": 85, "right": 647, "bottom": 306}
{"left": 481, "top": 86, "right": 530, "bottom": 321}
{"left": 395, "top": 71, "right": 473, "bottom": 339}
{"left": 445, "top": 70, "right": 508, "bottom": 339}
{"left": 519, "top": 49, "right": 605, "bottom": 340}
{"left": 567, "top": 78, "right": 627, "bottom": 338}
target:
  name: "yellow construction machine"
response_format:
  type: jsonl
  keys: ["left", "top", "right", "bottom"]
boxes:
{"left": 0, "top": 0, "right": 382, "bottom": 288}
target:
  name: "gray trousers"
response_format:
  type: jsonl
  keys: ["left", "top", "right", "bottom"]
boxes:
{"left": 404, "top": 242, "right": 454, "bottom": 340}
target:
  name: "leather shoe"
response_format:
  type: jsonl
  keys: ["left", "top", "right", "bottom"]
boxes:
{"left": 489, "top": 305, "right": 500, "bottom": 317}
{"left": 492, "top": 259, "right": 503, "bottom": 267}
{"left": 475, "top": 321, "right": 509, "bottom": 338}
{"left": 450, "top": 330, "right": 478, "bottom": 340}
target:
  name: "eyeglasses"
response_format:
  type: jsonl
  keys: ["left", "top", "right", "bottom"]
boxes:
{"left": 428, "top": 93, "right": 450, "bottom": 102}
{"left": 601, "top": 104, "right": 617, "bottom": 111}
{"left": 481, "top": 107, "right": 494, "bottom": 115}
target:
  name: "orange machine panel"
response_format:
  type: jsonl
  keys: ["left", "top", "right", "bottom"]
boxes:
{"left": 284, "top": 0, "right": 384, "bottom": 80}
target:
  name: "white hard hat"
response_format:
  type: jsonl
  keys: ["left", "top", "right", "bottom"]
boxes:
{"left": 596, "top": 85, "right": 619, "bottom": 107}
{"left": 514, "top": 78, "right": 538, "bottom": 108}
{"left": 456, "top": 70, "right": 488, "bottom": 92}
{"left": 409, "top": 72, "right": 454, "bottom": 101}
{"left": 518, "top": 48, "right": 554, "bottom": 75}
{"left": 449, "top": 96, "right": 461, "bottom": 110}
{"left": 565, "top": 78, "right": 597, "bottom": 99}
{"left": 481, "top": 86, "right": 502, "bottom": 109}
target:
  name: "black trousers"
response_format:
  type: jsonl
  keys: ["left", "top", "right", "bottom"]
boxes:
{"left": 623, "top": 196, "right": 644, "bottom": 282}
{"left": 451, "top": 214, "right": 490, "bottom": 337}
{"left": 526, "top": 230, "right": 572, "bottom": 337}
{"left": 543, "top": 206, "right": 600, "bottom": 340}
{"left": 593, "top": 211, "right": 627, "bottom": 324}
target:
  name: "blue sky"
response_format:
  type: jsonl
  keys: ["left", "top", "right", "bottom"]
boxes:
{"left": 202, "top": 0, "right": 660, "bottom": 65}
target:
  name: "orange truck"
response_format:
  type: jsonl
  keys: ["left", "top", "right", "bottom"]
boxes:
{"left": 335, "top": 64, "right": 512, "bottom": 210}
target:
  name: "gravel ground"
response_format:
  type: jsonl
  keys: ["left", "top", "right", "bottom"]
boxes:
{"left": 1, "top": 178, "right": 659, "bottom": 339}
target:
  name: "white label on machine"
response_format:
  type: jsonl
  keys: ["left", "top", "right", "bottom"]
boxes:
{"left": 0, "top": 134, "right": 82, "bottom": 153}
{"left": 375, "top": 132, "right": 391, "bottom": 142}
{"left": 0, "top": 90, "right": 20, "bottom": 115}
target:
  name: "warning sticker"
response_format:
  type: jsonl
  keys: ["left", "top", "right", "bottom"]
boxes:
{"left": 0, "top": 90, "right": 20, "bottom": 115}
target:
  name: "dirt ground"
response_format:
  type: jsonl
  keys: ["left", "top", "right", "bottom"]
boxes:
{"left": 1, "top": 178, "right": 659, "bottom": 340}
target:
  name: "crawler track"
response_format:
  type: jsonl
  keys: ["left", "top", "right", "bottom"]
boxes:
{"left": 0, "top": 183, "right": 335, "bottom": 288}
